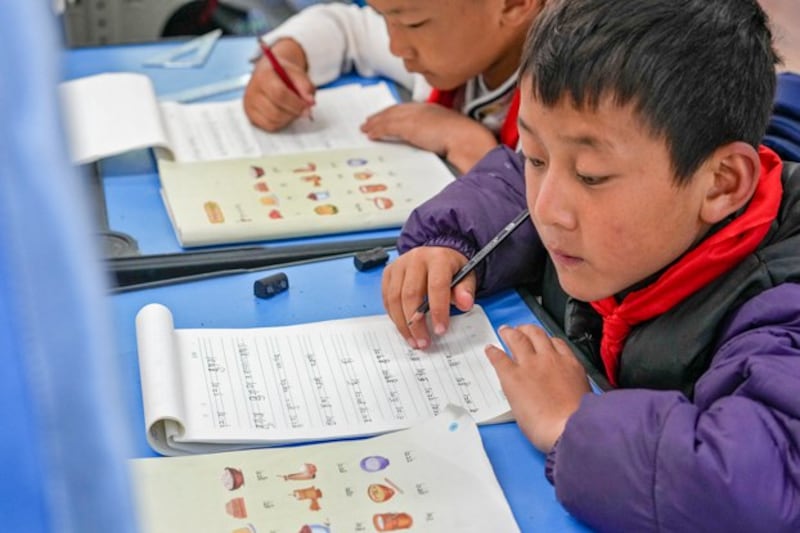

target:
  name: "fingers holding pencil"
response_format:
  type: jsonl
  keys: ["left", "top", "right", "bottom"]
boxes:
{"left": 382, "top": 246, "right": 472, "bottom": 349}
{"left": 244, "top": 40, "right": 316, "bottom": 131}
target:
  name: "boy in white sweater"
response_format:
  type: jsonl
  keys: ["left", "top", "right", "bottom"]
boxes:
{"left": 244, "top": 0, "right": 543, "bottom": 173}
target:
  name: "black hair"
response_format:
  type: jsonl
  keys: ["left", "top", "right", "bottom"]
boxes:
{"left": 521, "top": 0, "right": 780, "bottom": 183}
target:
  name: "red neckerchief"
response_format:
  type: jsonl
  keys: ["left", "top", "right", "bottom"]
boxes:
{"left": 590, "top": 146, "right": 784, "bottom": 386}
{"left": 427, "top": 88, "right": 520, "bottom": 148}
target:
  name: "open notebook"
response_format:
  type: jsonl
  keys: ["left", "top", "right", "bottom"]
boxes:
{"left": 59, "top": 72, "right": 401, "bottom": 164}
{"left": 135, "top": 304, "right": 512, "bottom": 456}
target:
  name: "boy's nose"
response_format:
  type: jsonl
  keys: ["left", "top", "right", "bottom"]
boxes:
{"left": 386, "top": 26, "right": 415, "bottom": 60}
{"left": 531, "top": 171, "right": 577, "bottom": 230}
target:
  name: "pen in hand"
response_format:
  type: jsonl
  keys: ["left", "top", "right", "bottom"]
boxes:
{"left": 407, "top": 209, "right": 531, "bottom": 326}
{"left": 257, "top": 39, "right": 314, "bottom": 121}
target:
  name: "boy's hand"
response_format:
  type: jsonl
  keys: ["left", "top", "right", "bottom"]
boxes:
{"left": 244, "top": 39, "right": 316, "bottom": 132}
{"left": 361, "top": 103, "right": 498, "bottom": 173}
{"left": 486, "top": 325, "right": 591, "bottom": 453}
{"left": 382, "top": 246, "right": 475, "bottom": 349}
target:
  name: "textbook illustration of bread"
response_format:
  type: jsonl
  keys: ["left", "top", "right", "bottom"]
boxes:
{"left": 156, "top": 143, "right": 454, "bottom": 246}
{"left": 130, "top": 406, "right": 520, "bottom": 532}
{"left": 135, "top": 304, "right": 512, "bottom": 456}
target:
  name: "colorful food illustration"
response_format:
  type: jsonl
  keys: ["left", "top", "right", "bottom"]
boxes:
{"left": 360, "top": 456, "right": 390, "bottom": 473}
{"left": 301, "top": 174, "right": 322, "bottom": 187}
{"left": 307, "top": 191, "right": 330, "bottom": 201}
{"left": 314, "top": 204, "right": 339, "bottom": 215}
{"left": 203, "top": 201, "right": 224, "bottom": 224}
{"left": 292, "top": 486, "right": 323, "bottom": 511}
{"left": 373, "top": 512, "right": 413, "bottom": 531}
{"left": 225, "top": 497, "right": 247, "bottom": 519}
{"left": 367, "top": 483, "right": 395, "bottom": 503}
{"left": 372, "top": 197, "right": 394, "bottom": 210}
{"left": 259, "top": 195, "right": 279, "bottom": 206}
{"left": 346, "top": 158, "right": 368, "bottom": 167}
{"left": 250, "top": 166, "right": 265, "bottom": 178}
{"left": 221, "top": 467, "right": 245, "bottom": 491}
{"left": 282, "top": 463, "right": 318, "bottom": 481}
{"left": 293, "top": 163, "right": 317, "bottom": 173}
{"left": 353, "top": 171, "right": 373, "bottom": 180}
{"left": 298, "top": 525, "right": 330, "bottom": 533}
{"left": 359, "top": 184, "right": 387, "bottom": 193}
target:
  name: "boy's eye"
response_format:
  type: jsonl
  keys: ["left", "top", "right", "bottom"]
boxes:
{"left": 527, "top": 158, "right": 545, "bottom": 168}
{"left": 577, "top": 173, "right": 607, "bottom": 186}
{"left": 405, "top": 20, "right": 428, "bottom": 29}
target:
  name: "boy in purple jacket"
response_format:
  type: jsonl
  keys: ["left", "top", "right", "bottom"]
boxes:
{"left": 382, "top": 0, "right": 800, "bottom": 530}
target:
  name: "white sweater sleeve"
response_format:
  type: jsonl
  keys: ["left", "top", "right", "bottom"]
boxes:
{"left": 260, "top": 4, "right": 431, "bottom": 100}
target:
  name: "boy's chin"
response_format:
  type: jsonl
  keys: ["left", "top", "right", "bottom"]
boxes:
{"left": 557, "top": 277, "right": 614, "bottom": 304}
{"left": 423, "top": 73, "right": 463, "bottom": 92}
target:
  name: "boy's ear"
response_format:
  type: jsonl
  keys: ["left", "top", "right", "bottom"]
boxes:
{"left": 500, "top": 0, "right": 545, "bottom": 26}
{"left": 699, "top": 141, "right": 761, "bottom": 225}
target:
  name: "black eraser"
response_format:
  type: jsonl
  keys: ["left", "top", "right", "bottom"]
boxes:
{"left": 354, "top": 247, "right": 390, "bottom": 271}
{"left": 253, "top": 272, "right": 289, "bottom": 299}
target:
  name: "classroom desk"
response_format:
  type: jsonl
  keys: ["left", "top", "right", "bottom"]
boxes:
{"left": 62, "top": 36, "right": 403, "bottom": 257}
{"left": 110, "top": 253, "right": 590, "bottom": 532}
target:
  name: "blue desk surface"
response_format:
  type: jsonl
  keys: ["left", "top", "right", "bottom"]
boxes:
{"left": 110, "top": 253, "right": 589, "bottom": 532}
{"left": 63, "top": 36, "right": 401, "bottom": 255}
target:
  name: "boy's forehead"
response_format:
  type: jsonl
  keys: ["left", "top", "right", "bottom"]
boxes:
{"left": 520, "top": 88, "right": 662, "bottom": 155}
{"left": 521, "top": 78, "right": 651, "bottom": 134}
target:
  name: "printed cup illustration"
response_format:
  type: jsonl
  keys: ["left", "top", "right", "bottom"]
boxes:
{"left": 225, "top": 497, "right": 247, "bottom": 519}
{"left": 367, "top": 483, "right": 395, "bottom": 503}
{"left": 360, "top": 455, "right": 390, "bottom": 473}
{"left": 293, "top": 486, "right": 323, "bottom": 511}
{"left": 373, "top": 512, "right": 413, "bottom": 531}
{"left": 347, "top": 158, "right": 368, "bottom": 167}
{"left": 283, "top": 463, "right": 317, "bottom": 481}
{"left": 232, "top": 524, "right": 257, "bottom": 533}
{"left": 221, "top": 467, "right": 245, "bottom": 491}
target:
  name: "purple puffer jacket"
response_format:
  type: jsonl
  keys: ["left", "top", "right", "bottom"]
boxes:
{"left": 399, "top": 146, "right": 800, "bottom": 532}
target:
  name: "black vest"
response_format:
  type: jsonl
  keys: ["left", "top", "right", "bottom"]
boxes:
{"left": 538, "top": 161, "right": 800, "bottom": 398}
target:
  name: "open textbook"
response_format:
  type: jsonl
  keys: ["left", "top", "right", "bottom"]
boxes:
{"left": 130, "top": 406, "right": 520, "bottom": 533}
{"left": 156, "top": 143, "right": 455, "bottom": 246}
{"left": 60, "top": 73, "right": 455, "bottom": 246}
{"left": 135, "top": 304, "right": 512, "bottom": 456}
{"left": 58, "top": 72, "right": 400, "bottom": 164}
